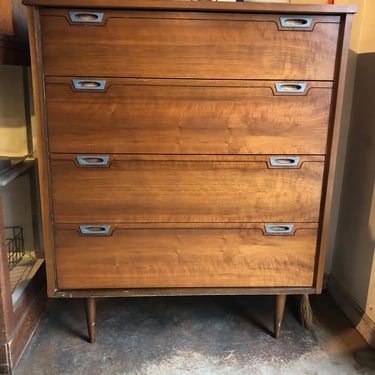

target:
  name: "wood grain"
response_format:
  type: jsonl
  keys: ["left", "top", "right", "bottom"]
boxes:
{"left": 0, "top": 0, "right": 29, "bottom": 65}
{"left": 22, "top": 0, "right": 357, "bottom": 15}
{"left": 45, "top": 78, "right": 333, "bottom": 155}
{"left": 27, "top": 6, "right": 57, "bottom": 297}
{"left": 50, "top": 157, "right": 324, "bottom": 223}
{"left": 22, "top": 0, "right": 355, "bottom": 306}
{"left": 0, "top": 0, "right": 13, "bottom": 35}
{"left": 40, "top": 10, "right": 340, "bottom": 80}
{"left": 54, "top": 226, "right": 317, "bottom": 289}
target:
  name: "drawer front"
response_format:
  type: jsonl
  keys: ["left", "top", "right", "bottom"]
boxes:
{"left": 54, "top": 225, "right": 317, "bottom": 289}
{"left": 50, "top": 156, "right": 324, "bottom": 223}
{"left": 40, "top": 9, "right": 339, "bottom": 80}
{"left": 45, "top": 78, "right": 333, "bottom": 155}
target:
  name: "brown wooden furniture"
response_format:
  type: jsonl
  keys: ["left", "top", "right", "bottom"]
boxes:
{"left": 23, "top": 0, "right": 356, "bottom": 343}
{"left": 0, "top": 0, "right": 29, "bottom": 65}
{"left": 0, "top": 160, "right": 46, "bottom": 374}
{"left": 0, "top": 2, "right": 46, "bottom": 372}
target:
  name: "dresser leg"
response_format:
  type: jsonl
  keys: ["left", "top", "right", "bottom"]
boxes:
{"left": 300, "top": 294, "right": 314, "bottom": 329}
{"left": 85, "top": 297, "right": 96, "bottom": 343}
{"left": 274, "top": 294, "right": 287, "bottom": 339}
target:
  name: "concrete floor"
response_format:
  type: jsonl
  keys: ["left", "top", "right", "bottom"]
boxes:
{"left": 15, "top": 293, "right": 375, "bottom": 375}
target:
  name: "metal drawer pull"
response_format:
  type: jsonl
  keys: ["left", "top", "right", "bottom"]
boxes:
{"left": 265, "top": 224, "right": 294, "bottom": 234}
{"left": 269, "top": 157, "right": 299, "bottom": 167}
{"left": 280, "top": 17, "right": 312, "bottom": 28}
{"left": 69, "top": 12, "right": 104, "bottom": 23}
{"left": 76, "top": 155, "right": 109, "bottom": 166}
{"left": 72, "top": 79, "right": 106, "bottom": 90}
{"left": 79, "top": 225, "right": 111, "bottom": 235}
{"left": 275, "top": 82, "right": 306, "bottom": 93}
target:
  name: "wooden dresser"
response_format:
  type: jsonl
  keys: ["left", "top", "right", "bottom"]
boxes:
{"left": 23, "top": 0, "right": 356, "bottom": 342}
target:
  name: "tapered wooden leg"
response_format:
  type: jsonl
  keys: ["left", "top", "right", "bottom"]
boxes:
{"left": 300, "top": 294, "right": 314, "bottom": 329}
{"left": 274, "top": 294, "right": 287, "bottom": 339}
{"left": 85, "top": 297, "right": 96, "bottom": 343}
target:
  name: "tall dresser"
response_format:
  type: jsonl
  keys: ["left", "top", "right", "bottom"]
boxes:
{"left": 23, "top": 0, "right": 356, "bottom": 342}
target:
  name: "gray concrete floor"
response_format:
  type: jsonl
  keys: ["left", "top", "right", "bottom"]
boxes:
{"left": 15, "top": 294, "right": 375, "bottom": 375}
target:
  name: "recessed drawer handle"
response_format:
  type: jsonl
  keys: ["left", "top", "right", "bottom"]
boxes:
{"left": 79, "top": 225, "right": 111, "bottom": 235}
{"left": 275, "top": 82, "right": 306, "bottom": 93}
{"left": 265, "top": 224, "right": 294, "bottom": 234}
{"left": 72, "top": 79, "right": 106, "bottom": 91}
{"left": 69, "top": 12, "right": 104, "bottom": 23}
{"left": 269, "top": 157, "right": 300, "bottom": 167}
{"left": 280, "top": 17, "right": 312, "bottom": 28}
{"left": 76, "top": 155, "right": 109, "bottom": 166}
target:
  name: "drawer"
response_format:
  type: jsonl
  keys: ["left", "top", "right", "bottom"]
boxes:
{"left": 50, "top": 155, "right": 325, "bottom": 223}
{"left": 54, "top": 224, "right": 318, "bottom": 289}
{"left": 40, "top": 9, "right": 340, "bottom": 80}
{"left": 45, "top": 78, "right": 333, "bottom": 155}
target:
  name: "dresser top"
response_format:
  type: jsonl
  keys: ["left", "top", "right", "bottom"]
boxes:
{"left": 22, "top": 0, "right": 357, "bottom": 15}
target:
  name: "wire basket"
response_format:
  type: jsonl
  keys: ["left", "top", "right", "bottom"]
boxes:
{"left": 5, "top": 226, "right": 25, "bottom": 270}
